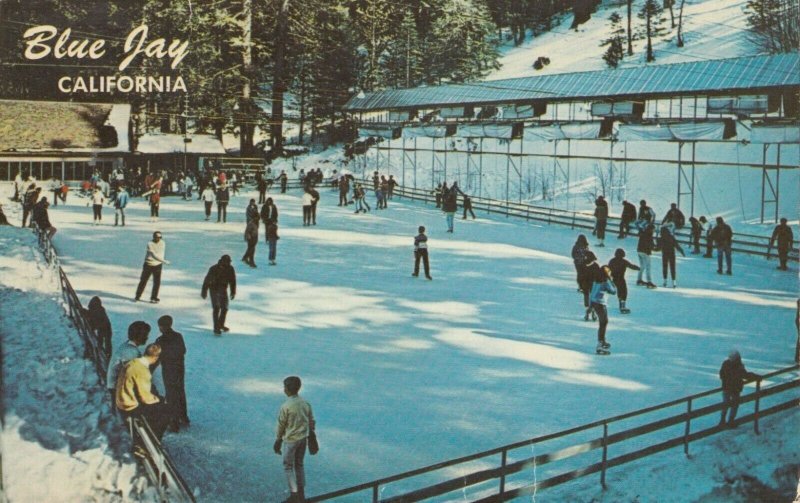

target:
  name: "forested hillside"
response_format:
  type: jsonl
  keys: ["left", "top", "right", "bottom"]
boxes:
{"left": 0, "top": 0, "right": 796, "bottom": 155}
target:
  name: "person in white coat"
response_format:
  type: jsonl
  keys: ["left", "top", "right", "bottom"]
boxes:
{"left": 201, "top": 185, "right": 216, "bottom": 221}
{"left": 134, "top": 231, "right": 170, "bottom": 303}
{"left": 90, "top": 187, "right": 106, "bottom": 224}
{"left": 301, "top": 189, "right": 314, "bottom": 226}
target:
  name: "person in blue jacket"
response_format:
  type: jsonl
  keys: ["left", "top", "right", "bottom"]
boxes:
{"left": 114, "top": 184, "right": 130, "bottom": 226}
{"left": 590, "top": 265, "right": 616, "bottom": 354}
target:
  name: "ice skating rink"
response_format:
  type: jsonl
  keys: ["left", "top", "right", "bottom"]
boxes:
{"left": 35, "top": 185, "right": 798, "bottom": 501}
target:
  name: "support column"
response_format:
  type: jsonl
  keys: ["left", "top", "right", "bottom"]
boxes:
{"left": 761, "top": 143, "right": 781, "bottom": 224}
{"left": 676, "top": 141, "right": 696, "bottom": 216}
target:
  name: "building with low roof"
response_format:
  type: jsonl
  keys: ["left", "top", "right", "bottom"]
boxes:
{"left": 0, "top": 100, "right": 130, "bottom": 181}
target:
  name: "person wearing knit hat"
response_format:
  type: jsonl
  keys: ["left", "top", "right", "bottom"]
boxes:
{"left": 589, "top": 265, "right": 616, "bottom": 354}
{"left": 718, "top": 349, "right": 760, "bottom": 428}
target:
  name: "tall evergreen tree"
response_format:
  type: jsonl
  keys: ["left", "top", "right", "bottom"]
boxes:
{"left": 601, "top": 12, "right": 625, "bottom": 68}
{"left": 427, "top": 0, "right": 499, "bottom": 83}
{"left": 638, "top": 0, "right": 666, "bottom": 62}
{"left": 745, "top": 0, "right": 799, "bottom": 53}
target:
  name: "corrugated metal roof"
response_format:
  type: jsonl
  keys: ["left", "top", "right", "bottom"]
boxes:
{"left": 344, "top": 53, "right": 800, "bottom": 112}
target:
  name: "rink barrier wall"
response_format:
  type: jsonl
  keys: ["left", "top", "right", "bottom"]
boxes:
{"left": 308, "top": 365, "right": 799, "bottom": 502}
{"left": 379, "top": 183, "right": 799, "bottom": 262}
{"left": 32, "top": 225, "right": 196, "bottom": 503}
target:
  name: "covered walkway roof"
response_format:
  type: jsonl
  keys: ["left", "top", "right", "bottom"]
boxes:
{"left": 344, "top": 53, "right": 800, "bottom": 112}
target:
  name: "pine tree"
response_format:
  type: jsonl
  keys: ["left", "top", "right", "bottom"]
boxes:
{"left": 384, "top": 9, "right": 423, "bottom": 88}
{"left": 745, "top": 0, "right": 800, "bottom": 53}
{"left": 638, "top": 0, "right": 666, "bottom": 62}
{"left": 601, "top": 12, "right": 625, "bottom": 68}
{"left": 427, "top": 0, "right": 499, "bottom": 83}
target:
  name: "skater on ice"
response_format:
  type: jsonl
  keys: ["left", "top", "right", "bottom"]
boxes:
{"left": 134, "top": 231, "right": 169, "bottom": 303}
{"left": 709, "top": 216, "right": 733, "bottom": 275}
{"left": 658, "top": 223, "right": 684, "bottom": 288}
{"left": 201, "top": 254, "right": 237, "bottom": 335}
{"left": 154, "top": 315, "right": 189, "bottom": 431}
{"left": 590, "top": 265, "right": 616, "bottom": 354}
{"left": 608, "top": 248, "right": 639, "bottom": 314}
{"left": 412, "top": 225, "right": 432, "bottom": 280}
{"left": 274, "top": 376, "right": 315, "bottom": 503}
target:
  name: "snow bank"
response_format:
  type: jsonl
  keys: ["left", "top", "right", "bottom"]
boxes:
{"left": 0, "top": 227, "right": 149, "bottom": 502}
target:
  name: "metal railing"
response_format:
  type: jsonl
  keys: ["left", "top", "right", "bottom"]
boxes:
{"left": 32, "top": 225, "right": 195, "bottom": 503}
{"left": 380, "top": 183, "right": 798, "bottom": 262}
{"left": 309, "top": 365, "right": 799, "bottom": 502}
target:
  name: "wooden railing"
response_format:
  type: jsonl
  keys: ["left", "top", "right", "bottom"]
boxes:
{"left": 308, "top": 366, "right": 799, "bottom": 502}
{"left": 33, "top": 225, "right": 195, "bottom": 503}
{"left": 380, "top": 183, "right": 798, "bottom": 262}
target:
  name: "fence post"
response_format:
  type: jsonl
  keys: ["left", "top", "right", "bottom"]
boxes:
{"left": 600, "top": 422, "right": 608, "bottom": 489}
{"left": 571, "top": 213, "right": 576, "bottom": 230}
{"left": 683, "top": 398, "right": 692, "bottom": 457}
{"left": 372, "top": 484, "right": 379, "bottom": 503}
{"left": 754, "top": 380, "right": 761, "bottom": 435}
{"left": 499, "top": 448, "right": 507, "bottom": 496}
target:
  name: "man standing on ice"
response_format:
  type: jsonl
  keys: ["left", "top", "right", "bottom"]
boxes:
{"left": 201, "top": 254, "right": 237, "bottom": 335}
{"left": 134, "top": 231, "right": 170, "bottom": 303}
{"left": 274, "top": 376, "right": 315, "bottom": 503}
{"left": 154, "top": 315, "right": 189, "bottom": 431}
{"left": 710, "top": 216, "right": 733, "bottom": 275}
{"left": 412, "top": 226, "right": 432, "bottom": 280}
{"left": 718, "top": 350, "right": 759, "bottom": 428}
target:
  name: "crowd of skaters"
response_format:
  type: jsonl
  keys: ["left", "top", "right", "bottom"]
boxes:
{"left": 576, "top": 195, "right": 795, "bottom": 355}
{"left": 8, "top": 163, "right": 799, "bottom": 501}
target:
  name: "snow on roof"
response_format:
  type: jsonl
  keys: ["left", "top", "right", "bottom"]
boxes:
{"left": 136, "top": 133, "right": 226, "bottom": 154}
{"left": 344, "top": 53, "right": 800, "bottom": 112}
{"left": 0, "top": 100, "right": 128, "bottom": 153}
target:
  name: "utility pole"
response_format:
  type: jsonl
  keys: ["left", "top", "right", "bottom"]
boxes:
{"left": 270, "top": 0, "right": 290, "bottom": 157}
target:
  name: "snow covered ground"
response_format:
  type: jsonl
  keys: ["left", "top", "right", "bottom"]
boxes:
{"left": 1, "top": 180, "right": 796, "bottom": 502}
{"left": 0, "top": 227, "right": 150, "bottom": 502}
{"left": 493, "top": 0, "right": 758, "bottom": 80}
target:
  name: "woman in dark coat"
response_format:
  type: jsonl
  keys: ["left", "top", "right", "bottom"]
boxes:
{"left": 659, "top": 223, "right": 685, "bottom": 288}
{"left": 85, "top": 296, "right": 112, "bottom": 360}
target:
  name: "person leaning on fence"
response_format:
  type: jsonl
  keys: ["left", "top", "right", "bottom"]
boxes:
{"left": 618, "top": 200, "right": 637, "bottom": 238}
{"left": 33, "top": 197, "right": 57, "bottom": 238}
{"left": 201, "top": 254, "right": 236, "bottom": 335}
{"left": 462, "top": 194, "right": 476, "bottom": 220}
{"left": 688, "top": 216, "right": 706, "bottom": 254}
{"left": 709, "top": 216, "right": 733, "bottom": 275}
{"left": 134, "top": 231, "right": 170, "bottom": 303}
{"left": 718, "top": 350, "right": 760, "bottom": 428}
{"left": 84, "top": 296, "right": 112, "bottom": 361}
{"left": 106, "top": 321, "right": 150, "bottom": 406}
{"left": 154, "top": 315, "right": 189, "bottom": 431}
{"left": 116, "top": 343, "right": 172, "bottom": 452}
{"left": 594, "top": 196, "right": 608, "bottom": 247}
{"left": 274, "top": 376, "right": 315, "bottom": 503}
{"left": 634, "top": 199, "right": 655, "bottom": 231}
{"left": 769, "top": 218, "right": 794, "bottom": 271}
